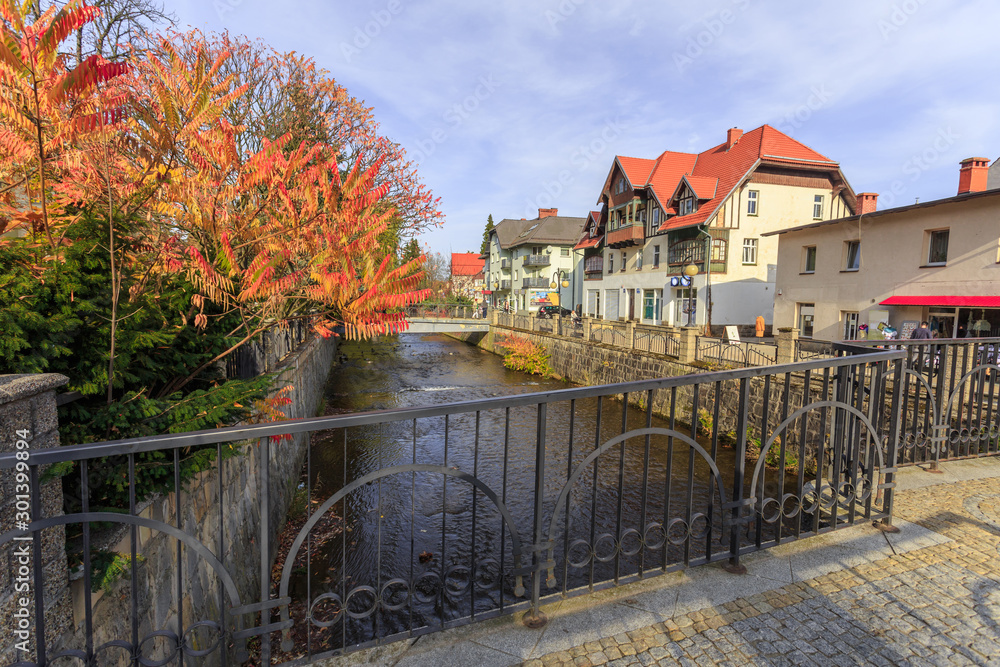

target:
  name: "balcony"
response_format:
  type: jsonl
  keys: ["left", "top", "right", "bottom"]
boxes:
{"left": 500, "top": 258, "right": 510, "bottom": 270}
{"left": 606, "top": 224, "right": 644, "bottom": 248}
{"left": 498, "top": 279, "right": 512, "bottom": 290}
{"left": 523, "top": 277, "right": 550, "bottom": 289}
{"left": 523, "top": 254, "right": 551, "bottom": 267}
{"left": 584, "top": 256, "right": 603, "bottom": 276}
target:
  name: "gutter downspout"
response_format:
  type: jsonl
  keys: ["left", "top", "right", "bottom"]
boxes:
{"left": 696, "top": 226, "right": 713, "bottom": 336}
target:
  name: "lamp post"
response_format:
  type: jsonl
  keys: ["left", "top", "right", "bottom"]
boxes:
{"left": 683, "top": 261, "right": 699, "bottom": 327}
{"left": 550, "top": 270, "right": 570, "bottom": 308}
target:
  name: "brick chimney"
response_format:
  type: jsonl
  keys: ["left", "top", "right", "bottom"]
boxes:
{"left": 538, "top": 208, "right": 558, "bottom": 218}
{"left": 726, "top": 128, "right": 743, "bottom": 150}
{"left": 958, "top": 157, "right": 990, "bottom": 194}
{"left": 857, "top": 192, "right": 878, "bottom": 214}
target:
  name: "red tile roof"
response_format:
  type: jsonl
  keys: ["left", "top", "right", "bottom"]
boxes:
{"left": 601, "top": 125, "right": 846, "bottom": 235}
{"left": 573, "top": 234, "right": 603, "bottom": 250}
{"left": 573, "top": 210, "right": 605, "bottom": 250}
{"left": 451, "top": 252, "right": 485, "bottom": 276}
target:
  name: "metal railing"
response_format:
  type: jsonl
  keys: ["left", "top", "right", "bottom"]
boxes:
{"left": 1, "top": 349, "right": 906, "bottom": 665}
{"left": 844, "top": 337, "right": 1000, "bottom": 469}
{"left": 633, "top": 327, "right": 680, "bottom": 357}
{"left": 404, "top": 303, "right": 480, "bottom": 319}
{"left": 522, "top": 277, "right": 550, "bottom": 289}
{"left": 522, "top": 254, "right": 550, "bottom": 267}
{"left": 696, "top": 338, "right": 778, "bottom": 368}
{"left": 795, "top": 338, "right": 835, "bottom": 362}
{"left": 590, "top": 322, "right": 630, "bottom": 347}
{"left": 227, "top": 321, "right": 310, "bottom": 379}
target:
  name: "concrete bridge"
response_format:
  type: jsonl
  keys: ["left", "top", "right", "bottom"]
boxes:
{"left": 405, "top": 317, "right": 490, "bottom": 333}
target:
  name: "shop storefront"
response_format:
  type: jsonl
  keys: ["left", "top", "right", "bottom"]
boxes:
{"left": 880, "top": 296, "right": 1000, "bottom": 338}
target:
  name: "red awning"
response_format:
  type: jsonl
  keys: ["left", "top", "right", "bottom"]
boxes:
{"left": 880, "top": 296, "right": 1000, "bottom": 307}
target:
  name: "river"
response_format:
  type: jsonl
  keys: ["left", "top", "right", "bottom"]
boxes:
{"left": 287, "top": 332, "right": 793, "bottom": 652}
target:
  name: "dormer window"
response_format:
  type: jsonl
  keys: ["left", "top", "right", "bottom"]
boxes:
{"left": 678, "top": 194, "right": 695, "bottom": 216}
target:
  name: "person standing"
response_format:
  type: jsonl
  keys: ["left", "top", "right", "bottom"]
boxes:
{"left": 755, "top": 314, "right": 766, "bottom": 339}
{"left": 910, "top": 321, "right": 933, "bottom": 340}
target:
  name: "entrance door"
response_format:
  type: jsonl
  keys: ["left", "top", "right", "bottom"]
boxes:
{"left": 628, "top": 290, "right": 636, "bottom": 320}
{"left": 929, "top": 314, "right": 955, "bottom": 339}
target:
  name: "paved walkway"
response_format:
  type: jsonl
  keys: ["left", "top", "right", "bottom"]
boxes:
{"left": 339, "top": 458, "right": 1000, "bottom": 666}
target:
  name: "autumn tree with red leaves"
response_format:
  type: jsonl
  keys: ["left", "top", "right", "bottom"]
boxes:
{"left": 0, "top": 2, "right": 441, "bottom": 444}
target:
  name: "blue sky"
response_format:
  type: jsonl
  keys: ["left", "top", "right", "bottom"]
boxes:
{"left": 173, "top": 0, "right": 999, "bottom": 255}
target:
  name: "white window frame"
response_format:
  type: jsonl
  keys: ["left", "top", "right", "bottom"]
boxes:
{"left": 844, "top": 240, "right": 861, "bottom": 271}
{"left": 653, "top": 245, "right": 660, "bottom": 268}
{"left": 802, "top": 246, "right": 817, "bottom": 273}
{"left": 742, "top": 238, "right": 758, "bottom": 265}
{"left": 926, "top": 229, "right": 949, "bottom": 266}
{"left": 560, "top": 247, "right": 570, "bottom": 257}
{"left": 747, "top": 190, "right": 758, "bottom": 216}
{"left": 813, "top": 195, "right": 824, "bottom": 220}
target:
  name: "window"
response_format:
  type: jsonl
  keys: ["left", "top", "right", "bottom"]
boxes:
{"left": 636, "top": 250, "right": 643, "bottom": 270}
{"left": 803, "top": 246, "right": 817, "bottom": 273}
{"left": 679, "top": 194, "right": 695, "bottom": 216}
{"left": 620, "top": 252, "right": 626, "bottom": 272}
{"left": 747, "top": 190, "right": 758, "bottom": 216}
{"left": 927, "top": 229, "right": 949, "bottom": 265}
{"left": 845, "top": 240, "right": 860, "bottom": 271}
{"left": 531, "top": 246, "right": 542, "bottom": 255}
{"left": 652, "top": 207, "right": 660, "bottom": 225}
{"left": 560, "top": 247, "right": 570, "bottom": 257}
{"left": 712, "top": 238, "right": 727, "bottom": 261}
{"left": 608, "top": 253, "right": 614, "bottom": 273}
{"left": 653, "top": 245, "right": 660, "bottom": 268}
{"left": 843, "top": 312, "right": 860, "bottom": 340}
{"left": 813, "top": 195, "right": 824, "bottom": 220}
{"left": 798, "top": 303, "right": 815, "bottom": 338}
{"left": 742, "top": 238, "right": 758, "bottom": 265}
{"left": 675, "top": 288, "right": 697, "bottom": 324}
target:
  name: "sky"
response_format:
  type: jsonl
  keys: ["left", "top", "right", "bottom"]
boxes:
{"left": 172, "top": 0, "right": 1000, "bottom": 256}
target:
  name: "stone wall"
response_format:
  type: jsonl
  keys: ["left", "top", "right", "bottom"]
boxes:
{"left": 0, "top": 333, "right": 337, "bottom": 666}
{"left": 0, "top": 374, "right": 72, "bottom": 666}
{"left": 453, "top": 325, "right": 861, "bottom": 457}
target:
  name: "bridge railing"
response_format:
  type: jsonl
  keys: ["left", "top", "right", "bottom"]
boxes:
{"left": 404, "top": 303, "right": 481, "bottom": 319}
{"left": 2, "top": 348, "right": 907, "bottom": 665}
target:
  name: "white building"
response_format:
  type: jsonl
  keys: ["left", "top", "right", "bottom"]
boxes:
{"left": 485, "top": 208, "right": 587, "bottom": 313}
{"left": 583, "top": 125, "right": 857, "bottom": 332}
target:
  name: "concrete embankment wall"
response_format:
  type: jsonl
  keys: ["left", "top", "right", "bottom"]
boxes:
{"left": 0, "top": 333, "right": 338, "bottom": 665}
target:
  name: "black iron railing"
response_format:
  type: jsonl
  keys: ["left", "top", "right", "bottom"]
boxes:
{"left": 696, "top": 338, "right": 778, "bottom": 368}
{"left": 844, "top": 338, "right": 1000, "bottom": 468}
{"left": 1, "top": 349, "right": 906, "bottom": 665}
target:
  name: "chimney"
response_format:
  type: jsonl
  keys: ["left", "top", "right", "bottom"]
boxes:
{"left": 857, "top": 192, "right": 878, "bottom": 214}
{"left": 726, "top": 128, "right": 743, "bottom": 150}
{"left": 538, "top": 208, "right": 558, "bottom": 218}
{"left": 958, "top": 157, "right": 990, "bottom": 194}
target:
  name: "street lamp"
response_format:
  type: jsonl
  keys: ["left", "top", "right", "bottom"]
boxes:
{"left": 550, "top": 270, "right": 570, "bottom": 307}
{"left": 683, "top": 262, "right": 699, "bottom": 327}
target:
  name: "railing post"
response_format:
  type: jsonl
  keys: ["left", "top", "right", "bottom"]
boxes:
{"left": 725, "top": 377, "right": 750, "bottom": 574}
{"left": 583, "top": 317, "right": 592, "bottom": 341}
{"left": 0, "top": 374, "right": 71, "bottom": 667}
{"left": 678, "top": 328, "right": 698, "bottom": 364}
{"left": 626, "top": 320, "right": 636, "bottom": 350}
{"left": 523, "top": 403, "right": 549, "bottom": 628}
{"left": 775, "top": 328, "right": 798, "bottom": 364}
{"left": 875, "top": 358, "right": 904, "bottom": 532}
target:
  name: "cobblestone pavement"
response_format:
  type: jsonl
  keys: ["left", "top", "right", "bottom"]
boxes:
{"left": 524, "top": 476, "right": 1000, "bottom": 667}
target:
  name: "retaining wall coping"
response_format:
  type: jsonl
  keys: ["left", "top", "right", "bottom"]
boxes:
{"left": 0, "top": 373, "right": 69, "bottom": 402}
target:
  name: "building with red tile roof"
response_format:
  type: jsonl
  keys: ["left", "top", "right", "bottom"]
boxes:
{"left": 584, "top": 124, "right": 856, "bottom": 332}
{"left": 450, "top": 252, "right": 486, "bottom": 299}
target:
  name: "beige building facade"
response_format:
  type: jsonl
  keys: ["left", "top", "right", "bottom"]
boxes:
{"left": 770, "top": 160, "right": 1000, "bottom": 341}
